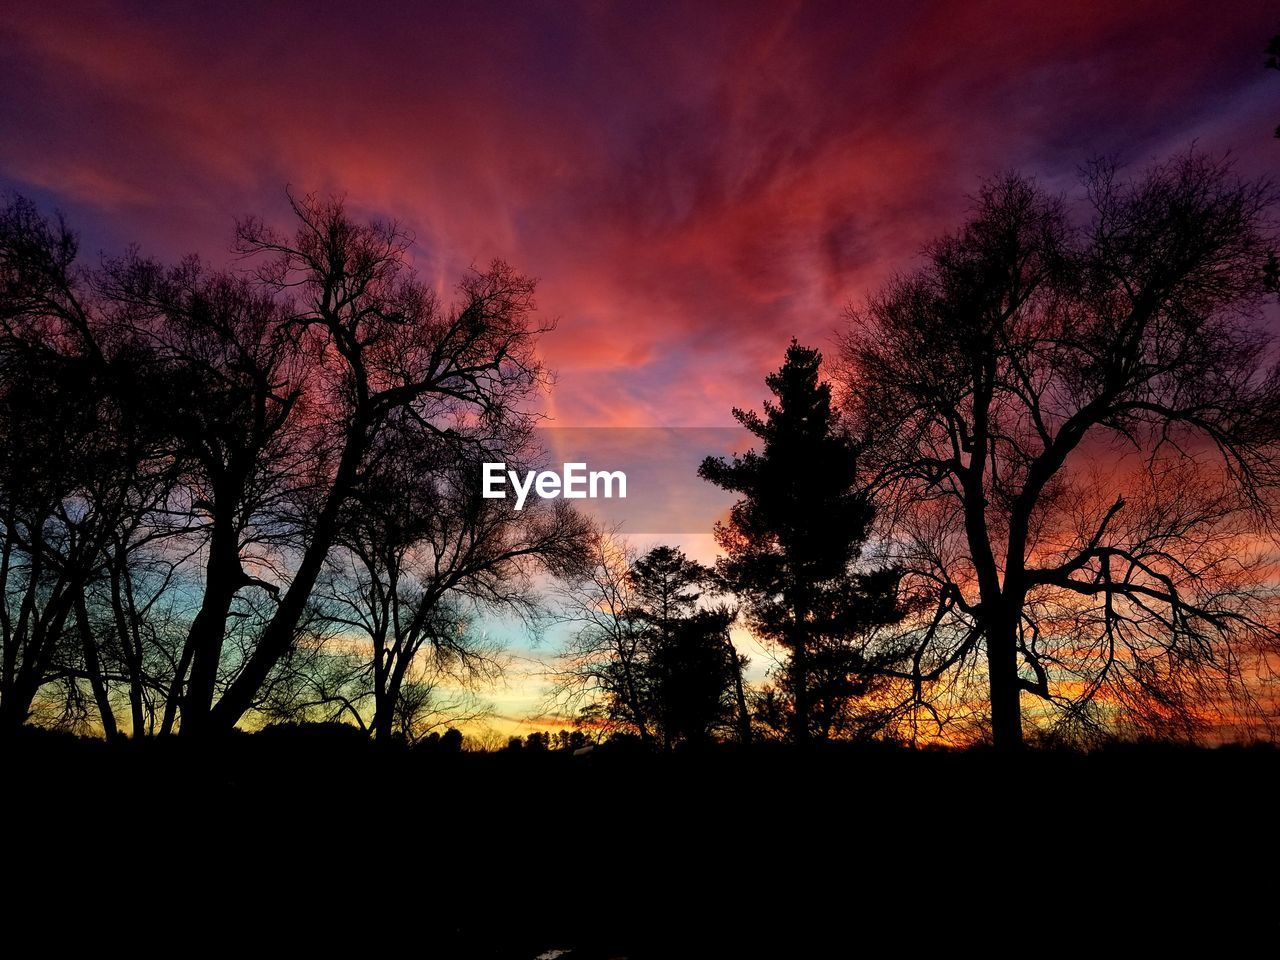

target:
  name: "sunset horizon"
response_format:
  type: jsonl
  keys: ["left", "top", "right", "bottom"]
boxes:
{"left": 4, "top": 4, "right": 1280, "bottom": 953}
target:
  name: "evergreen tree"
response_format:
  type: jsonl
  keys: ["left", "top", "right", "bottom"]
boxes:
{"left": 626, "top": 546, "right": 747, "bottom": 749}
{"left": 699, "top": 341, "right": 902, "bottom": 743}
{"left": 554, "top": 541, "right": 750, "bottom": 747}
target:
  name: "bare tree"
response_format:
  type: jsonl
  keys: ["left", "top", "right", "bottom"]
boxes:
{"left": 550, "top": 531, "right": 657, "bottom": 744}
{"left": 75, "top": 481, "right": 190, "bottom": 737}
{"left": 0, "top": 198, "right": 164, "bottom": 733}
{"left": 199, "top": 193, "right": 554, "bottom": 734}
{"left": 0, "top": 190, "right": 563, "bottom": 740}
{"left": 319, "top": 425, "right": 589, "bottom": 742}
{"left": 98, "top": 255, "right": 305, "bottom": 735}
{"left": 251, "top": 618, "right": 371, "bottom": 731}
{"left": 840, "top": 153, "right": 1280, "bottom": 748}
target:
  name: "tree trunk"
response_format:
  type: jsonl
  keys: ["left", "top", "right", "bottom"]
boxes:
{"left": 621, "top": 654, "right": 652, "bottom": 746}
{"left": 0, "top": 589, "right": 75, "bottom": 734}
{"left": 1, "top": 605, "right": 73, "bottom": 734}
{"left": 205, "top": 519, "right": 341, "bottom": 732}
{"left": 729, "top": 643, "right": 752, "bottom": 745}
{"left": 128, "top": 659, "right": 146, "bottom": 737}
{"left": 178, "top": 546, "right": 244, "bottom": 736}
{"left": 985, "top": 610, "right": 1023, "bottom": 750}
{"left": 372, "top": 641, "right": 396, "bottom": 744}
{"left": 108, "top": 558, "right": 147, "bottom": 737}
{"left": 206, "top": 420, "right": 366, "bottom": 733}
{"left": 789, "top": 599, "right": 809, "bottom": 744}
{"left": 74, "top": 590, "right": 118, "bottom": 741}
{"left": 373, "top": 696, "right": 395, "bottom": 743}
{"left": 160, "top": 638, "right": 194, "bottom": 735}
{"left": 0, "top": 691, "right": 27, "bottom": 733}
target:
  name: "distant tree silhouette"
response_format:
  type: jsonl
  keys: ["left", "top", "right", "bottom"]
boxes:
{"left": 501, "top": 728, "right": 590, "bottom": 753}
{"left": 700, "top": 342, "right": 904, "bottom": 744}
{"left": 629, "top": 546, "right": 747, "bottom": 748}
{"left": 840, "top": 153, "right": 1280, "bottom": 748}
{"left": 463, "top": 726, "right": 509, "bottom": 752}
{"left": 552, "top": 729, "right": 589, "bottom": 751}
{"left": 552, "top": 532, "right": 657, "bottom": 744}
{"left": 440, "top": 727, "right": 464, "bottom": 752}
{"left": 552, "top": 536, "right": 750, "bottom": 747}
{"left": 319, "top": 427, "right": 589, "bottom": 743}
{"left": 525, "top": 730, "right": 550, "bottom": 752}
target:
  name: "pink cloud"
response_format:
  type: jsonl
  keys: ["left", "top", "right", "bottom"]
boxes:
{"left": 1, "top": 0, "right": 1275, "bottom": 427}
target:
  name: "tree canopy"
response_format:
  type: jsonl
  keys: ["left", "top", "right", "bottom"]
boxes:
{"left": 839, "top": 153, "right": 1280, "bottom": 746}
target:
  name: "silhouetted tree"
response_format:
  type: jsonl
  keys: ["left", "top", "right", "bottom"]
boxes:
{"left": 0, "top": 190, "right": 563, "bottom": 740}
{"left": 840, "top": 153, "right": 1280, "bottom": 747}
{"left": 202, "top": 192, "right": 555, "bottom": 734}
{"left": 649, "top": 609, "right": 742, "bottom": 748}
{"left": 79, "top": 492, "right": 189, "bottom": 737}
{"left": 0, "top": 198, "right": 169, "bottom": 734}
{"left": 440, "top": 727, "right": 464, "bottom": 753}
{"left": 700, "top": 342, "right": 904, "bottom": 744}
{"left": 627, "top": 546, "right": 747, "bottom": 748}
{"left": 552, "top": 536, "right": 750, "bottom": 747}
{"left": 249, "top": 601, "right": 371, "bottom": 731}
{"left": 98, "top": 256, "right": 306, "bottom": 735}
{"left": 525, "top": 730, "right": 550, "bottom": 752}
{"left": 317, "top": 419, "right": 589, "bottom": 743}
{"left": 552, "top": 532, "right": 656, "bottom": 744}
{"left": 551, "top": 729, "right": 589, "bottom": 751}
{"left": 0, "top": 347, "right": 114, "bottom": 731}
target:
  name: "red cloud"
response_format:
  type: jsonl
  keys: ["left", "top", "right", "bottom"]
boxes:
{"left": 1, "top": 0, "right": 1274, "bottom": 426}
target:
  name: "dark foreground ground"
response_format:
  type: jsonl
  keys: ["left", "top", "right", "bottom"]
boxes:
{"left": 4, "top": 729, "right": 1278, "bottom": 957}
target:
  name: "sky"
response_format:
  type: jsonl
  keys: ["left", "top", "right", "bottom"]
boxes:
{"left": 3, "top": 0, "right": 1276, "bottom": 430}
{"left": 3, "top": 0, "right": 1278, "bottom": 734}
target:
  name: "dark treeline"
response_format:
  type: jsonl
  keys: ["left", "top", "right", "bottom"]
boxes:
{"left": 3, "top": 149, "right": 1280, "bottom": 750}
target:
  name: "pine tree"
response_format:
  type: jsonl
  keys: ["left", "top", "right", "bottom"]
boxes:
{"left": 699, "top": 341, "right": 902, "bottom": 743}
{"left": 626, "top": 546, "right": 747, "bottom": 749}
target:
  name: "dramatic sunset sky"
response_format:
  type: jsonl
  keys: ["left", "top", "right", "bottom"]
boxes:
{"left": 4, "top": 1, "right": 1276, "bottom": 428}
{"left": 3, "top": 1, "right": 1276, "bottom": 731}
